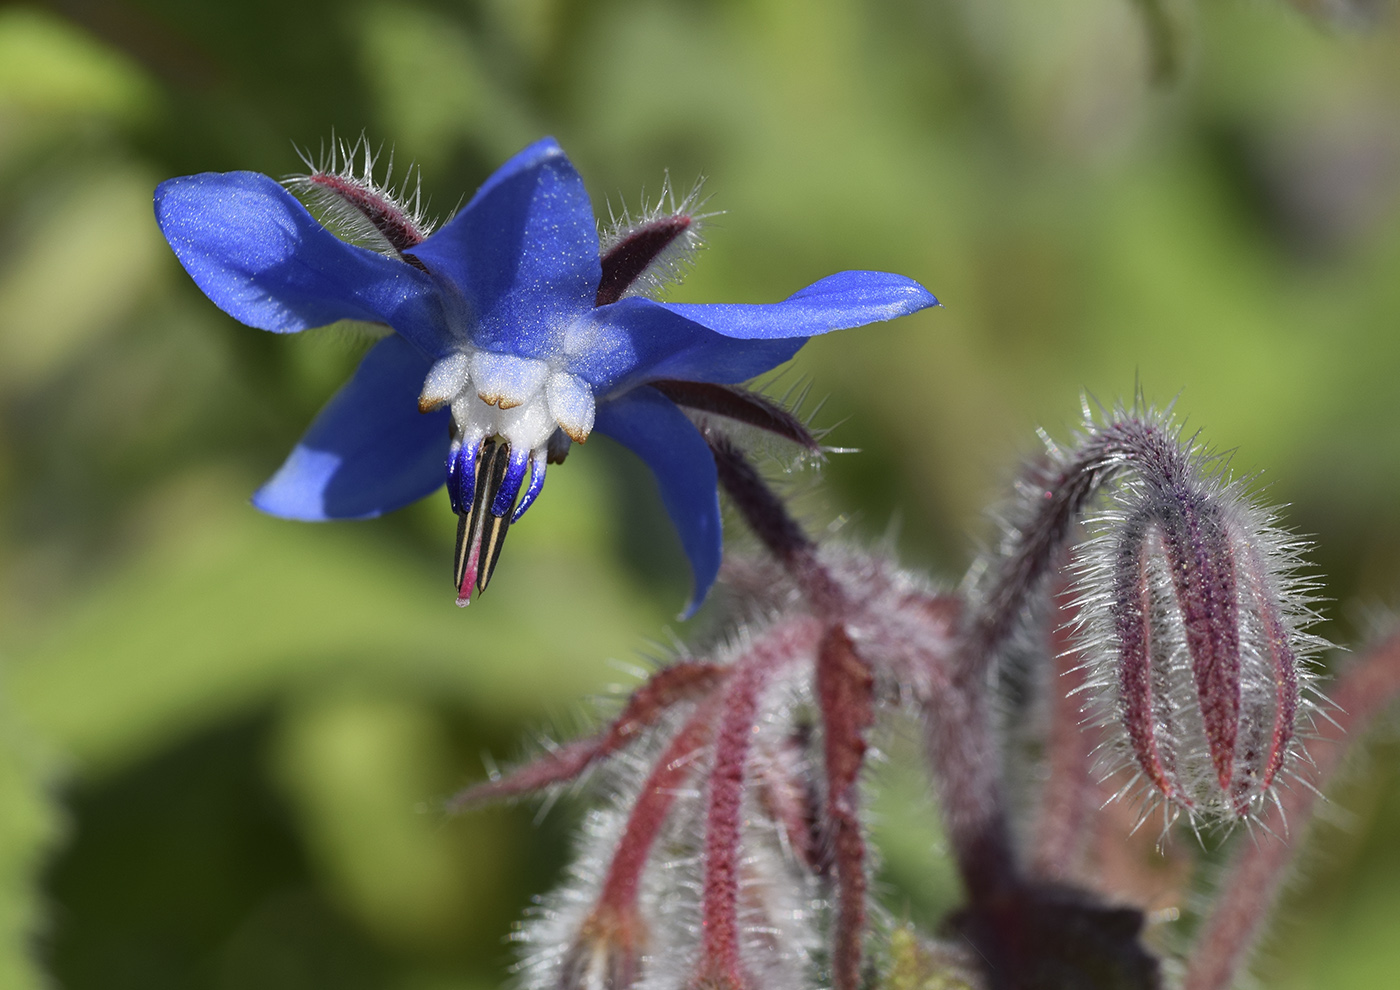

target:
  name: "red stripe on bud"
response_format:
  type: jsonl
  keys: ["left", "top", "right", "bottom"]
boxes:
{"left": 287, "top": 136, "right": 436, "bottom": 263}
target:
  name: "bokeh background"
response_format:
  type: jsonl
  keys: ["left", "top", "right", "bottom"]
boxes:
{"left": 2, "top": 0, "right": 1400, "bottom": 987}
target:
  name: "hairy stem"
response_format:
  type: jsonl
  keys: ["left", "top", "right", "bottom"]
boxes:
{"left": 967, "top": 415, "right": 1188, "bottom": 679}
{"left": 754, "top": 724, "right": 826, "bottom": 874}
{"left": 817, "top": 625, "right": 875, "bottom": 990}
{"left": 697, "top": 617, "right": 822, "bottom": 989}
{"left": 600, "top": 700, "right": 720, "bottom": 910}
{"left": 559, "top": 700, "right": 721, "bottom": 990}
{"left": 705, "top": 431, "right": 845, "bottom": 615}
{"left": 448, "top": 661, "right": 727, "bottom": 809}
{"left": 919, "top": 627, "right": 1021, "bottom": 904}
{"left": 1031, "top": 577, "right": 1098, "bottom": 882}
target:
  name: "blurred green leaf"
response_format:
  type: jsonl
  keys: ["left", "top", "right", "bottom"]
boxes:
{"left": 271, "top": 693, "right": 513, "bottom": 952}
{"left": 4, "top": 462, "right": 663, "bottom": 777}
{"left": 0, "top": 7, "right": 157, "bottom": 120}
{"left": 0, "top": 705, "right": 62, "bottom": 990}
{"left": 0, "top": 165, "right": 166, "bottom": 387}
{"left": 353, "top": 1, "right": 537, "bottom": 170}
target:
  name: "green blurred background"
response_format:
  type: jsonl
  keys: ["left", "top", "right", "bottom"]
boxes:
{"left": 1, "top": 0, "right": 1399, "bottom": 987}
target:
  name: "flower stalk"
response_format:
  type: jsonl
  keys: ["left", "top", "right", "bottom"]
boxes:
{"left": 697, "top": 621, "right": 820, "bottom": 990}
{"left": 561, "top": 700, "right": 720, "bottom": 990}
{"left": 446, "top": 396, "right": 1380, "bottom": 990}
{"left": 814, "top": 625, "right": 874, "bottom": 990}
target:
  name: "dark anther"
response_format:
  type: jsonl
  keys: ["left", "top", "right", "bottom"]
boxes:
{"left": 453, "top": 439, "right": 516, "bottom": 601}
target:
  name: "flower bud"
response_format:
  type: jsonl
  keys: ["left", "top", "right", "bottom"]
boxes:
{"left": 1076, "top": 463, "right": 1322, "bottom": 821}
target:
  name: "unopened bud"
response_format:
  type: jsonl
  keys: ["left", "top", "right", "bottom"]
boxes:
{"left": 1076, "top": 454, "right": 1322, "bottom": 821}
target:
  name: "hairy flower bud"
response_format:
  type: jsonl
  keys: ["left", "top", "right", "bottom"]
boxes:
{"left": 1075, "top": 443, "right": 1324, "bottom": 822}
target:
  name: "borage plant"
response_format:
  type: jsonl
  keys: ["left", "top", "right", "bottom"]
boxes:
{"left": 156, "top": 140, "right": 1400, "bottom": 990}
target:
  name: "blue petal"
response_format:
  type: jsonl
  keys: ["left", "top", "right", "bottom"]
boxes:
{"left": 569, "top": 297, "right": 807, "bottom": 397}
{"left": 253, "top": 335, "right": 451, "bottom": 520}
{"left": 407, "top": 137, "right": 600, "bottom": 359}
{"left": 570, "top": 271, "right": 937, "bottom": 396}
{"left": 594, "top": 387, "right": 720, "bottom": 617}
{"left": 655, "top": 270, "right": 938, "bottom": 339}
{"left": 155, "top": 172, "right": 449, "bottom": 355}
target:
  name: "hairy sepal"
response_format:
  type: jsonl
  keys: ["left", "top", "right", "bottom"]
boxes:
{"left": 286, "top": 132, "right": 436, "bottom": 257}
{"left": 597, "top": 176, "right": 711, "bottom": 306}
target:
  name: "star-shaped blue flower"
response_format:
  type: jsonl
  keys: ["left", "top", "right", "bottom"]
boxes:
{"left": 155, "top": 137, "right": 937, "bottom": 612}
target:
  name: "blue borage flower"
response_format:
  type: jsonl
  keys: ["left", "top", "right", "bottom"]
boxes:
{"left": 155, "top": 137, "right": 937, "bottom": 612}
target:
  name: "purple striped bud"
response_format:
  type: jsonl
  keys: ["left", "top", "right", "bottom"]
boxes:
{"left": 1074, "top": 435, "right": 1324, "bottom": 822}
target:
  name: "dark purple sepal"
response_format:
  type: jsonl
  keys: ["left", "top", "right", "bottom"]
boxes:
{"left": 650, "top": 380, "right": 820, "bottom": 451}
{"left": 597, "top": 214, "right": 694, "bottom": 306}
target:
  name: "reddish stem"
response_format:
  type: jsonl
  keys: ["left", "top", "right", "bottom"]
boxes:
{"left": 705, "top": 432, "right": 846, "bottom": 616}
{"left": 1183, "top": 631, "right": 1400, "bottom": 990}
{"left": 920, "top": 633, "right": 1021, "bottom": 905}
{"left": 1031, "top": 578, "right": 1099, "bottom": 882}
{"left": 599, "top": 699, "right": 720, "bottom": 909}
{"left": 816, "top": 625, "right": 876, "bottom": 990}
{"left": 559, "top": 699, "right": 724, "bottom": 990}
{"left": 754, "top": 725, "right": 826, "bottom": 875}
{"left": 449, "top": 661, "right": 727, "bottom": 809}
{"left": 697, "top": 617, "right": 822, "bottom": 989}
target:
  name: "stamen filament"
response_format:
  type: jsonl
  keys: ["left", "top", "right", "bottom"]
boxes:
{"left": 511, "top": 450, "right": 549, "bottom": 522}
